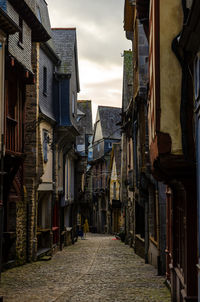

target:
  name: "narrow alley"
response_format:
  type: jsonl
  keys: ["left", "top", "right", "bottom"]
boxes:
{"left": 0, "top": 234, "right": 170, "bottom": 302}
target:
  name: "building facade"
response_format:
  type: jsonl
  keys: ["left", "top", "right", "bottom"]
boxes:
{"left": 2, "top": 0, "right": 49, "bottom": 267}
{"left": 92, "top": 106, "right": 121, "bottom": 233}
{"left": 52, "top": 27, "right": 80, "bottom": 247}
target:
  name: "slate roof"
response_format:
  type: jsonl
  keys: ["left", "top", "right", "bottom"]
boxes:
{"left": 37, "top": 0, "right": 59, "bottom": 121}
{"left": 98, "top": 106, "right": 121, "bottom": 140}
{"left": 8, "top": 0, "right": 50, "bottom": 42}
{"left": 24, "top": 0, "right": 36, "bottom": 13}
{"left": 0, "top": 6, "right": 20, "bottom": 34}
{"left": 36, "top": 0, "right": 57, "bottom": 54}
{"left": 51, "top": 28, "right": 80, "bottom": 91}
{"left": 77, "top": 100, "right": 93, "bottom": 135}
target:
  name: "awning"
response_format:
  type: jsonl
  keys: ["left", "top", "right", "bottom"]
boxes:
{"left": 0, "top": 7, "right": 20, "bottom": 35}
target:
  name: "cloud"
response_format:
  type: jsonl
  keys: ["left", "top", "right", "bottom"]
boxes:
{"left": 78, "top": 76, "right": 123, "bottom": 123}
{"left": 47, "top": 0, "right": 131, "bottom": 64}
{"left": 79, "top": 59, "right": 123, "bottom": 84}
{"left": 46, "top": 0, "right": 131, "bottom": 119}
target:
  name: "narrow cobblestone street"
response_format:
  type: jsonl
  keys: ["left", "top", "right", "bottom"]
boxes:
{"left": 0, "top": 234, "right": 170, "bottom": 302}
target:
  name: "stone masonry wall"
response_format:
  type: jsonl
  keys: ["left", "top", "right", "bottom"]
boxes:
{"left": 24, "top": 43, "right": 42, "bottom": 261}
{"left": 15, "top": 187, "right": 27, "bottom": 265}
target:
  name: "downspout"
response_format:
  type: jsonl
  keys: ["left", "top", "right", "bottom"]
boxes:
{"left": 0, "top": 35, "right": 6, "bottom": 276}
{"left": 155, "top": 182, "right": 161, "bottom": 275}
{"left": 52, "top": 126, "right": 56, "bottom": 247}
{"left": 144, "top": 198, "right": 149, "bottom": 264}
{"left": 196, "top": 106, "right": 200, "bottom": 301}
{"left": 0, "top": 134, "right": 4, "bottom": 276}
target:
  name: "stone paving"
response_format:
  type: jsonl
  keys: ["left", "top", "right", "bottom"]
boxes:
{"left": 0, "top": 234, "right": 170, "bottom": 302}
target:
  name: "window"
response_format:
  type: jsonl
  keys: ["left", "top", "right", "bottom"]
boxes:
{"left": 43, "top": 130, "right": 48, "bottom": 163}
{"left": 65, "top": 156, "right": 74, "bottom": 201}
{"left": 128, "top": 140, "right": 131, "bottom": 167}
{"left": 194, "top": 56, "right": 200, "bottom": 100}
{"left": 72, "top": 92, "right": 75, "bottom": 115}
{"left": 108, "top": 142, "right": 112, "bottom": 149}
{"left": 37, "top": 6, "right": 42, "bottom": 22}
{"left": 113, "top": 182, "right": 116, "bottom": 199}
{"left": 19, "top": 17, "right": 23, "bottom": 44}
{"left": 43, "top": 67, "right": 47, "bottom": 95}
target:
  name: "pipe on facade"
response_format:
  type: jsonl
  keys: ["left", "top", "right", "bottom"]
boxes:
{"left": 144, "top": 199, "right": 149, "bottom": 264}
{"left": 0, "top": 134, "right": 4, "bottom": 275}
{"left": 155, "top": 183, "right": 162, "bottom": 275}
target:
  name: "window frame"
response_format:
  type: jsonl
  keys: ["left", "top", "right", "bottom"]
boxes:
{"left": 43, "top": 129, "right": 49, "bottom": 163}
{"left": 43, "top": 66, "right": 47, "bottom": 96}
{"left": 18, "top": 16, "right": 23, "bottom": 48}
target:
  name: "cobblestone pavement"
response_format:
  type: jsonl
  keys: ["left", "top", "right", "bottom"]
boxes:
{"left": 0, "top": 234, "right": 170, "bottom": 302}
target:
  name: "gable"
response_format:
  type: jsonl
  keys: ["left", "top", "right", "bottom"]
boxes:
{"left": 111, "top": 158, "right": 118, "bottom": 181}
{"left": 93, "top": 110, "right": 103, "bottom": 142}
{"left": 93, "top": 119, "right": 103, "bottom": 143}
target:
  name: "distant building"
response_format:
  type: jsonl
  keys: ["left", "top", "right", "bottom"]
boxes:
{"left": 93, "top": 106, "right": 121, "bottom": 160}
{"left": 76, "top": 100, "right": 93, "bottom": 227}
{"left": 109, "top": 143, "right": 122, "bottom": 234}
{"left": 52, "top": 27, "right": 80, "bottom": 247}
{"left": 91, "top": 106, "right": 121, "bottom": 233}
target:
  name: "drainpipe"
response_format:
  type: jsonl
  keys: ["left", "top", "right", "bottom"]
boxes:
{"left": 144, "top": 198, "right": 149, "bottom": 264}
{"left": 195, "top": 79, "right": 200, "bottom": 302}
{"left": 52, "top": 126, "right": 56, "bottom": 248}
{"left": 0, "top": 36, "right": 6, "bottom": 278}
{"left": 0, "top": 135, "right": 4, "bottom": 276}
{"left": 155, "top": 182, "right": 161, "bottom": 275}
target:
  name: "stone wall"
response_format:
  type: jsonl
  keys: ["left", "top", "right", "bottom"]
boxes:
{"left": 24, "top": 43, "right": 42, "bottom": 261}
{"left": 15, "top": 187, "right": 27, "bottom": 265}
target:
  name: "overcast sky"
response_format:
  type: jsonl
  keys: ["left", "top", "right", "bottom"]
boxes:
{"left": 46, "top": 0, "right": 131, "bottom": 121}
